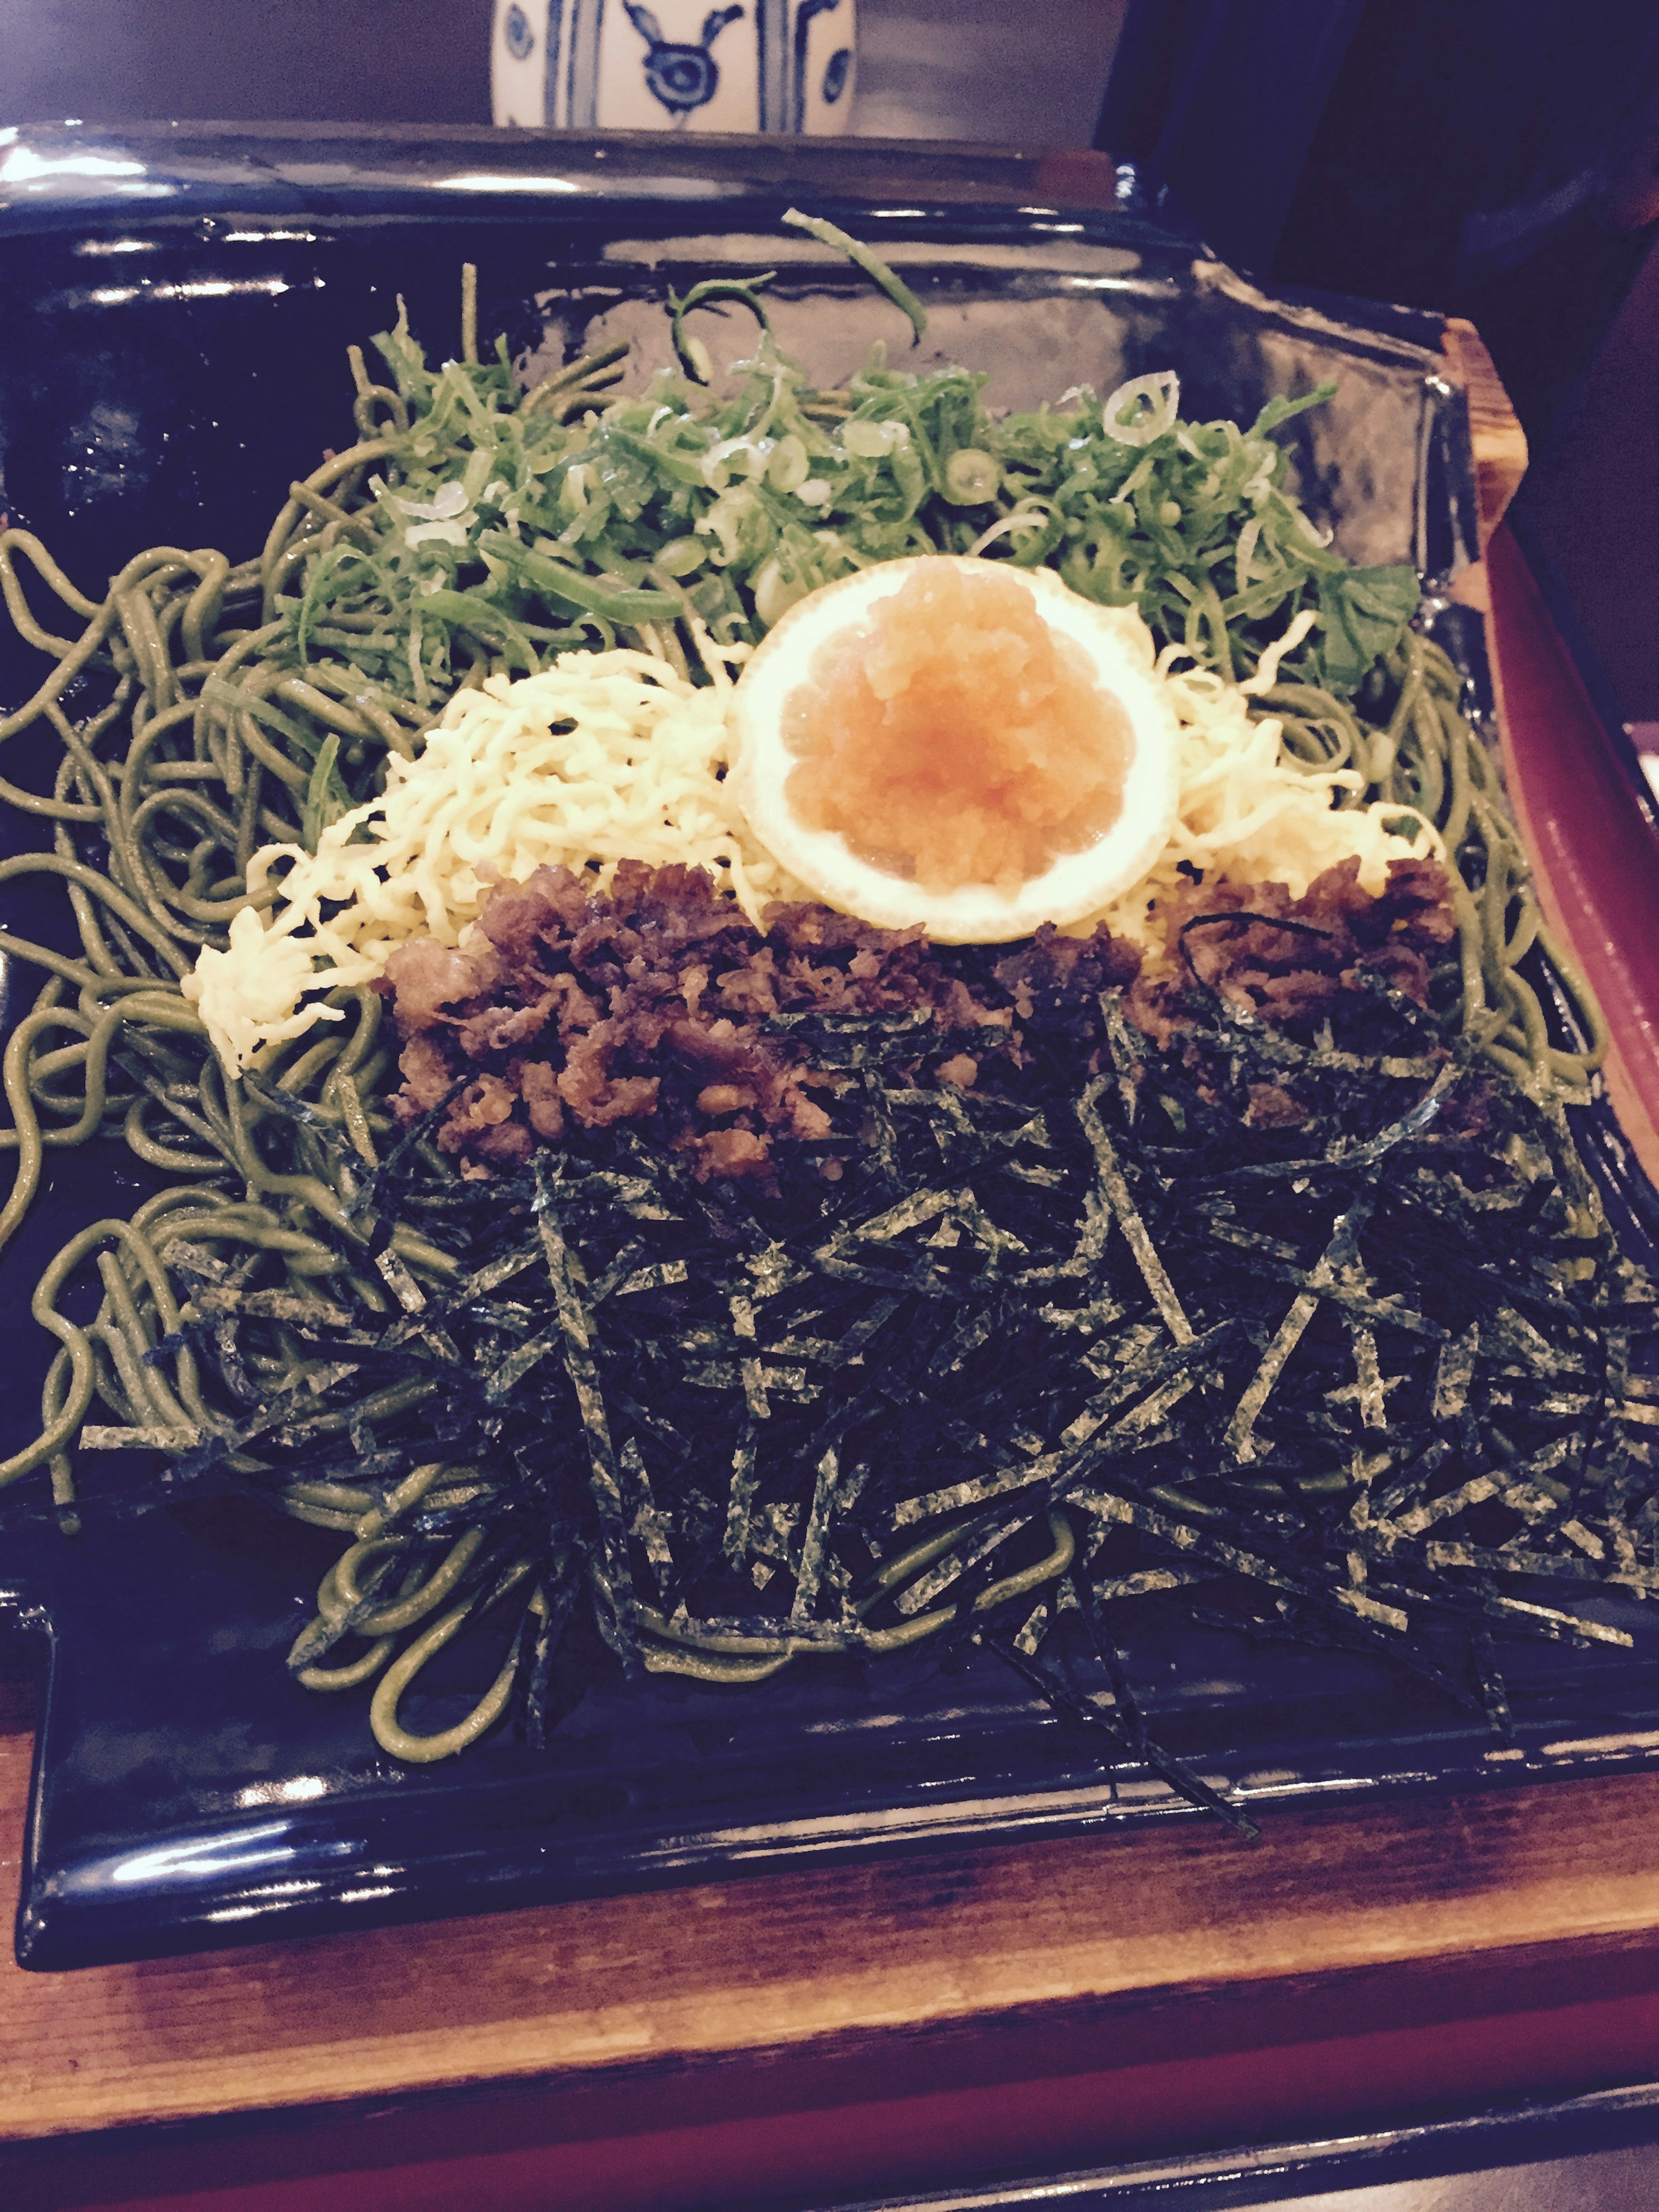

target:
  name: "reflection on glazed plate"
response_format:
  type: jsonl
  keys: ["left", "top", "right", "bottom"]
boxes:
{"left": 3, "top": 123, "right": 1659, "bottom": 1972}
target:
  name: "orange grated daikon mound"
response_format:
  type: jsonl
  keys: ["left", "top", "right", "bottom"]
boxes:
{"left": 782, "top": 563, "right": 1132, "bottom": 895}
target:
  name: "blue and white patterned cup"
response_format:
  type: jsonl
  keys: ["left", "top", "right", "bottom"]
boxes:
{"left": 493, "top": 0, "right": 857, "bottom": 133}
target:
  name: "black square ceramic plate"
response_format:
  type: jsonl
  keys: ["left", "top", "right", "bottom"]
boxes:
{"left": 4, "top": 123, "right": 1659, "bottom": 1973}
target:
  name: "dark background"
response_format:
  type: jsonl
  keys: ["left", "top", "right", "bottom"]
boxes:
{"left": 0, "top": 0, "right": 497, "bottom": 126}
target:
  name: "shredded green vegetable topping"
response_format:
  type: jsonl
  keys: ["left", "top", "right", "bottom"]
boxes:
{"left": 250, "top": 268, "right": 1426, "bottom": 711}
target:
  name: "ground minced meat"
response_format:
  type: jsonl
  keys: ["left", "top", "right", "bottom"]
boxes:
{"left": 378, "top": 856, "right": 1455, "bottom": 1178}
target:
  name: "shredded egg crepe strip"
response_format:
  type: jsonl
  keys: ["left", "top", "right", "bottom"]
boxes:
{"left": 1096, "top": 622, "right": 1441, "bottom": 947}
{"left": 187, "top": 608, "right": 1440, "bottom": 1075}
{"left": 185, "top": 646, "right": 799, "bottom": 1072}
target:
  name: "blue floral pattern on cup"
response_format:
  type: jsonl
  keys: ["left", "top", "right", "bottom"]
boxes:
{"left": 624, "top": 4, "right": 745, "bottom": 119}
{"left": 789, "top": 0, "right": 840, "bottom": 130}
{"left": 493, "top": 0, "right": 855, "bottom": 134}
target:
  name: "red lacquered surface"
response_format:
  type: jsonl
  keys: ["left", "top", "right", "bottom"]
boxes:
{"left": 1486, "top": 520, "right": 1659, "bottom": 1166}
{"left": 18, "top": 1986, "right": 1659, "bottom": 2212}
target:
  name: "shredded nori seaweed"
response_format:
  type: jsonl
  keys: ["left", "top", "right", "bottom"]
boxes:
{"left": 61, "top": 929, "right": 1659, "bottom": 1823}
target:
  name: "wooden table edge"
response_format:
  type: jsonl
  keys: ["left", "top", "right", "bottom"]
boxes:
{"left": 6, "top": 1899, "right": 1659, "bottom": 2146}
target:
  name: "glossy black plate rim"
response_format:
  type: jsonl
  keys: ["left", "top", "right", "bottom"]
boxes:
{"left": 0, "top": 116, "right": 1192, "bottom": 238}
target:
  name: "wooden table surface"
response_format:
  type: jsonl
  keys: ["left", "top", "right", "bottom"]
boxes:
{"left": 6, "top": 190, "right": 1659, "bottom": 2212}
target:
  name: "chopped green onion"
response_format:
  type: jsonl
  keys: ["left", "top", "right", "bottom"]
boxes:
{"left": 782, "top": 207, "right": 929, "bottom": 344}
{"left": 1103, "top": 371, "right": 1182, "bottom": 447}
{"left": 669, "top": 273, "right": 777, "bottom": 385}
{"left": 943, "top": 447, "right": 1001, "bottom": 505}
